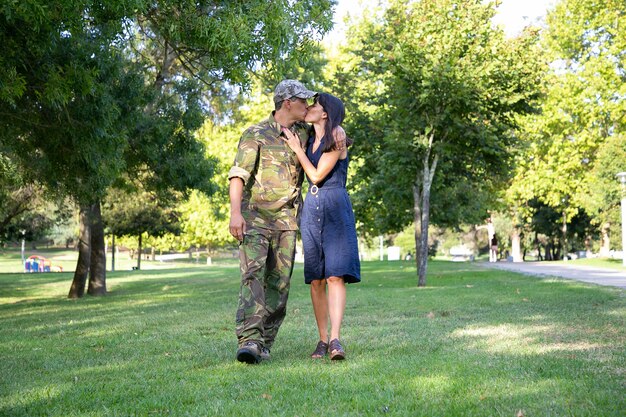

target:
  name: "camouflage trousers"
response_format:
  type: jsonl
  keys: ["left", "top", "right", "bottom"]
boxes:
{"left": 236, "top": 226, "right": 296, "bottom": 350}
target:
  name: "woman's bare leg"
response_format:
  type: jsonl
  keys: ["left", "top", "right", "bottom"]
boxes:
{"left": 327, "top": 276, "right": 346, "bottom": 341}
{"left": 310, "top": 279, "right": 328, "bottom": 342}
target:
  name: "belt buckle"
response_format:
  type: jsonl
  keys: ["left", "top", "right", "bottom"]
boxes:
{"left": 310, "top": 185, "right": 319, "bottom": 195}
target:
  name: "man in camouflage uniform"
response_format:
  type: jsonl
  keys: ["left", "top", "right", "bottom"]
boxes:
{"left": 228, "top": 80, "right": 316, "bottom": 364}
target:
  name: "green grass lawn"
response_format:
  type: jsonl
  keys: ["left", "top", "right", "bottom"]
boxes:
{"left": 0, "top": 248, "right": 238, "bottom": 275}
{"left": 0, "top": 260, "right": 624, "bottom": 416}
{"left": 553, "top": 257, "right": 626, "bottom": 270}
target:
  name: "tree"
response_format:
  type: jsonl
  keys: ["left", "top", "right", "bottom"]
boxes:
{"left": 507, "top": 0, "right": 626, "bottom": 256}
{"left": 0, "top": 147, "right": 73, "bottom": 248}
{"left": 103, "top": 184, "right": 182, "bottom": 270}
{"left": 0, "top": 157, "right": 37, "bottom": 243}
{"left": 336, "top": 0, "right": 543, "bottom": 285}
{"left": 1, "top": 1, "right": 159, "bottom": 296}
{"left": 583, "top": 134, "right": 626, "bottom": 252}
{"left": 1, "top": 1, "right": 336, "bottom": 297}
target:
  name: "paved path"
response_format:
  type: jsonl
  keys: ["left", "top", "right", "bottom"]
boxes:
{"left": 478, "top": 261, "right": 626, "bottom": 289}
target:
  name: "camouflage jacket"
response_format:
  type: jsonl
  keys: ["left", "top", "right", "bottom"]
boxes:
{"left": 228, "top": 112, "right": 310, "bottom": 230}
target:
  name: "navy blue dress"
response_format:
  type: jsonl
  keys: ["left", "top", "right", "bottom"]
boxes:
{"left": 301, "top": 137, "right": 361, "bottom": 284}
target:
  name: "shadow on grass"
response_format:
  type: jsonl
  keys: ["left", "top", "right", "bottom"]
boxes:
{"left": 0, "top": 261, "right": 624, "bottom": 416}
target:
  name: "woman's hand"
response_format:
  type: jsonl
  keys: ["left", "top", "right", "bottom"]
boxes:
{"left": 281, "top": 127, "right": 302, "bottom": 152}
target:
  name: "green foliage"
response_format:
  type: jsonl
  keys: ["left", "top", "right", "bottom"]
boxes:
{"left": 583, "top": 134, "right": 626, "bottom": 232}
{"left": 392, "top": 224, "right": 442, "bottom": 257}
{"left": 137, "top": 0, "right": 335, "bottom": 86}
{"left": 176, "top": 190, "right": 231, "bottom": 251}
{"left": 138, "top": 88, "right": 276, "bottom": 254}
{"left": 2, "top": 204, "right": 64, "bottom": 244}
{"left": 0, "top": 0, "right": 336, "bottom": 204}
{"left": 508, "top": 0, "right": 626, "bottom": 244}
{"left": 102, "top": 185, "right": 182, "bottom": 239}
{"left": 527, "top": 198, "right": 598, "bottom": 255}
{"left": 335, "top": 0, "right": 543, "bottom": 236}
{"left": 0, "top": 156, "right": 72, "bottom": 244}
{"left": 0, "top": 0, "right": 160, "bottom": 203}
{"left": 121, "top": 77, "right": 219, "bottom": 198}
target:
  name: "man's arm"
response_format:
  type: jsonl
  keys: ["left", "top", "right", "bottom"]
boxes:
{"left": 229, "top": 177, "right": 246, "bottom": 242}
{"left": 333, "top": 125, "right": 346, "bottom": 149}
{"left": 282, "top": 127, "right": 342, "bottom": 185}
{"left": 228, "top": 128, "right": 259, "bottom": 242}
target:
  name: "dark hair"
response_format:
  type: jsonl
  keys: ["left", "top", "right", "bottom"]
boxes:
{"left": 316, "top": 93, "right": 352, "bottom": 153}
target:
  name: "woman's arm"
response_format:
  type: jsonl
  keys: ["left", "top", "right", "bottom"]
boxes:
{"left": 282, "top": 128, "right": 343, "bottom": 185}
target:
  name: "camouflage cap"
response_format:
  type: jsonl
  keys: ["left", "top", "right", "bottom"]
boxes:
{"left": 273, "top": 79, "right": 317, "bottom": 104}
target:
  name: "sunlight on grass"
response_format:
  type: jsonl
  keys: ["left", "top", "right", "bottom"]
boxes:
{"left": 409, "top": 374, "right": 453, "bottom": 391}
{"left": 3, "top": 385, "right": 66, "bottom": 412}
{"left": 1, "top": 260, "right": 624, "bottom": 416}
{"left": 452, "top": 324, "right": 605, "bottom": 354}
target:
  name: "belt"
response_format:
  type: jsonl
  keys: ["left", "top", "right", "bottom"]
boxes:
{"left": 309, "top": 184, "right": 345, "bottom": 195}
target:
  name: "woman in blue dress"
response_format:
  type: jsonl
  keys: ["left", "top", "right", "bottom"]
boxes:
{"left": 282, "top": 93, "right": 360, "bottom": 360}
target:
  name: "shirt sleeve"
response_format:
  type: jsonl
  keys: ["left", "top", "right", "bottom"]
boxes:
{"left": 228, "top": 129, "right": 259, "bottom": 185}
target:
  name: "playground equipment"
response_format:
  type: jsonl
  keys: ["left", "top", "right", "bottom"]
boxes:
{"left": 24, "top": 255, "right": 63, "bottom": 273}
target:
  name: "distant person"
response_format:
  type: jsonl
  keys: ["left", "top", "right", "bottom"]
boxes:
{"left": 282, "top": 93, "right": 360, "bottom": 361}
{"left": 490, "top": 235, "right": 498, "bottom": 263}
{"left": 405, "top": 252, "right": 413, "bottom": 261}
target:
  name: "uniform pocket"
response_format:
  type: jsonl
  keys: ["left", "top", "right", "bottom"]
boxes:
{"left": 257, "top": 145, "right": 293, "bottom": 188}
{"left": 250, "top": 145, "right": 297, "bottom": 212}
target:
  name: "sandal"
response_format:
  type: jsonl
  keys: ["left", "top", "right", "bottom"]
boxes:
{"left": 311, "top": 340, "right": 329, "bottom": 359}
{"left": 329, "top": 339, "right": 345, "bottom": 361}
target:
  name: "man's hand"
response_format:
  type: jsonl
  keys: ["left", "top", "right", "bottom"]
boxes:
{"left": 281, "top": 127, "right": 303, "bottom": 152}
{"left": 229, "top": 212, "right": 246, "bottom": 242}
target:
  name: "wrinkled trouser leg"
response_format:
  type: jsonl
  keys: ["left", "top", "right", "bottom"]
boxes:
{"left": 263, "top": 229, "right": 296, "bottom": 349}
{"left": 236, "top": 227, "right": 296, "bottom": 349}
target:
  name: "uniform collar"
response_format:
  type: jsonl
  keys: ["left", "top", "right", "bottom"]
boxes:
{"left": 268, "top": 112, "right": 283, "bottom": 137}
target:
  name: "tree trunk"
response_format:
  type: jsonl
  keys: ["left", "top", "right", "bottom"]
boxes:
{"left": 469, "top": 224, "right": 479, "bottom": 255}
{"left": 111, "top": 234, "right": 116, "bottom": 272}
{"left": 544, "top": 243, "right": 552, "bottom": 261}
{"left": 413, "top": 132, "right": 439, "bottom": 287}
{"left": 535, "top": 232, "right": 543, "bottom": 261}
{"left": 561, "top": 211, "right": 568, "bottom": 260}
{"left": 511, "top": 227, "right": 522, "bottom": 262}
{"left": 137, "top": 233, "right": 142, "bottom": 270}
{"left": 599, "top": 223, "right": 610, "bottom": 258}
{"left": 413, "top": 185, "right": 422, "bottom": 273}
{"left": 68, "top": 204, "right": 92, "bottom": 298}
{"left": 553, "top": 238, "right": 561, "bottom": 260}
{"left": 88, "top": 200, "right": 107, "bottom": 296}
